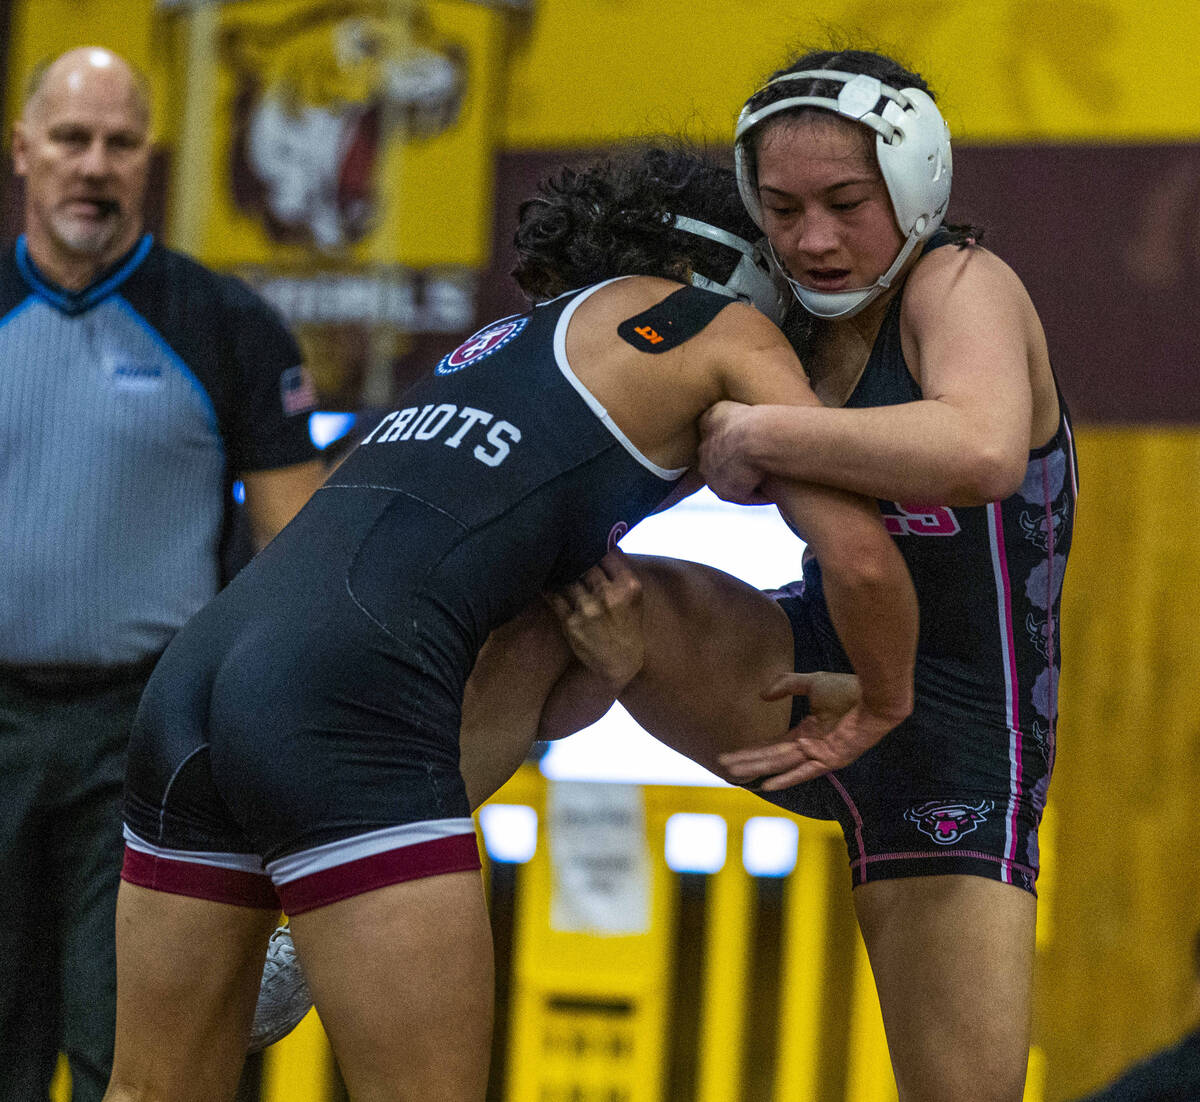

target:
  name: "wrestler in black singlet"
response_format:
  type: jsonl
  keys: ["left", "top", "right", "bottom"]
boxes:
{"left": 121, "top": 278, "right": 727, "bottom": 915}
{"left": 770, "top": 233, "right": 1079, "bottom": 894}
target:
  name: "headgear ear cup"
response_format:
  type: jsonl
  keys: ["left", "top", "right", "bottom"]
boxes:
{"left": 877, "top": 86, "right": 952, "bottom": 239}
{"left": 734, "top": 70, "right": 952, "bottom": 319}
{"left": 670, "top": 214, "right": 789, "bottom": 326}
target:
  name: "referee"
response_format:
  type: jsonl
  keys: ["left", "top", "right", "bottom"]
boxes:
{"left": 0, "top": 46, "right": 325, "bottom": 1100}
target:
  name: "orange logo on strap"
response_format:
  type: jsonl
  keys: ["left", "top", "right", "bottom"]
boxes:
{"left": 634, "top": 325, "right": 664, "bottom": 344}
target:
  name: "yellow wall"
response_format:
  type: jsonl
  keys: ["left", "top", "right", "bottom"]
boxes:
{"left": 1043, "top": 428, "right": 1200, "bottom": 1096}
{"left": 5, "top": 0, "right": 178, "bottom": 142}
{"left": 15, "top": 1, "right": 1200, "bottom": 150}
{"left": 10, "top": 0, "right": 1200, "bottom": 261}
{"left": 497, "top": 0, "right": 1200, "bottom": 147}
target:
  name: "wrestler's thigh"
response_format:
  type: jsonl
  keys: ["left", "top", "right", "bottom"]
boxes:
{"left": 289, "top": 870, "right": 494, "bottom": 1102}
{"left": 459, "top": 556, "right": 796, "bottom": 802}
{"left": 852, "top": 875, "right": 1036, "bottom": 1102}
{"left": 619, "top": 554, "right": 797, "bottom": 773}
{"left": 105, "top": 883, "right": 278, "bottom": 1102}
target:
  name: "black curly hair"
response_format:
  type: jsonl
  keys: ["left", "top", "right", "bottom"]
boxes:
{"left": 512, "top": 146, "right": 760, "bottom": 301}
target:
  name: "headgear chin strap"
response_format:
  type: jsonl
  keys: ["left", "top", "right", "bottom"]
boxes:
{"left": 734, "top": 69, "right": 952, "bottom": 319}
{"left": 670, "top": 214, "right": 789, "bottom": 327}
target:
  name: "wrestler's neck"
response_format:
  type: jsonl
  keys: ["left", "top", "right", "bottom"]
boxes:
{"left": 805, "top": 287, "right": 898, "bottom": 407}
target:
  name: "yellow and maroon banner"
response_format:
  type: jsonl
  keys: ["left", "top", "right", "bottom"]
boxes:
{"left": 167, "top": 1, "right": 518, "bottom": 338}
{"left": 161, "top": 0, "right": 528, "bottom": 404}
{"left": 3, "top": 0, "right": 530, "bottom": 404}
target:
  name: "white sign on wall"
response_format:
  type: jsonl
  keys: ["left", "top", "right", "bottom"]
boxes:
{"left": 548, "top": 781, "right": 650, "bottom": 935}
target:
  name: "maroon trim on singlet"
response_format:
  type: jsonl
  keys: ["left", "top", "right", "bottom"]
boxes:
{"left": 120, "top": 844, "right": 281, "bottom": 909}
{"left": 277, "top": 832, "right": 481, "bottom": 916}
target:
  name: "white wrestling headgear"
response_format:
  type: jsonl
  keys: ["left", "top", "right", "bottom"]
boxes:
{"left": 670, "top": 213, "right": 789, "bottom": 326}
{"left": 734, "top": 69, "right": 952, "bottom": 319}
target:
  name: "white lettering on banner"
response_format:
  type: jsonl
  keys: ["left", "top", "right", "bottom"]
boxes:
{"left": 239, "top": 270, "right": 476, "bottom": 332}
{"left": 364, "top": 403, "right": 521, "bottom": 467}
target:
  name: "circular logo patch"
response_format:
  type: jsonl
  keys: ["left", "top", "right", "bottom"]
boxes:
{"left": 435, "top": 316, "right": 529, "bottom": 375}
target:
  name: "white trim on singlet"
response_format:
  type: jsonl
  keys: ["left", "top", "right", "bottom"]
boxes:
{"left": 123, "top": 825, "right": 265, "bottom": 875}
{"left": 552, "top": 278, "right": 689, "bottom": 482}
{"left": 985, "top": 503, "right": 1022, "bottom": 887}
{"left": 264, "top": 818, "right": 477, "bottom": 885}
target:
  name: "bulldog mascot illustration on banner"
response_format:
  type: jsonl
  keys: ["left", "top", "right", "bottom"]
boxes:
{"left": 220, "top": 1, "right": 465, "bottom": 250}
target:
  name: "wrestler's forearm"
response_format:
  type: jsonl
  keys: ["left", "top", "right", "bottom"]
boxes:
{"left": 460, "top": 602, "right": 575, "bottom": 810}
{"left": 766, "top": 476, "right": 916, "bottom": 721}
{"left": 459, "top": 659, "right": 620, "bottom": 812}
{"left": 817, "top": 544, "right": 917, "bottom": 722}
{"left": 731, "top": 402, "right": 1023, "bottom": 506}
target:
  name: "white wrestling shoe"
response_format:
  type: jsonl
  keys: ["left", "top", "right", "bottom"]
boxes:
{"left": 249, "top": 924, "right": 314, "bottom": 1053}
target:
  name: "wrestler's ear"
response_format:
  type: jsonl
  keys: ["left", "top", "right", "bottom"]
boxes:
{"left": 11, "top": 118, "right": 30, "bottom": 177}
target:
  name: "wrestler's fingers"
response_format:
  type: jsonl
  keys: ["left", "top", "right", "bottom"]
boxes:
{"left": 544, "top": 590, "right": 573, "bottom": 620}
{"left": 727, "top": 739, "right": 832, "bottom": 790}
{"left": 578, "top": 564, "right": 609, "bottom": 591}
{"left": 756, "top": 759, "right": 832, "bottom": 790}
{"left": 718, "top": 739, "right": 808, "bottom": 779}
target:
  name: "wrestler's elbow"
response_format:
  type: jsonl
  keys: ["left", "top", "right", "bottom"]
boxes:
{"left": 820, "top": 530, "right": 906, "bottom": 592}
{"left": 955, "top": 442, "right": 1026, "bottom": 504}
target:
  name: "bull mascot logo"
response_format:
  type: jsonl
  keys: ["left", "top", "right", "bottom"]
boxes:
{"left": 1025, "top": 610, "right": 1053, "bottom": 660}
{"left": 1017, "top": 501, "right": 1069, "bottom": 553}
{"left": 905, "top": 800, "right": 995, "bottom": 846}
{"left": 220, "top": 1, "right": 465, "bottom": 250}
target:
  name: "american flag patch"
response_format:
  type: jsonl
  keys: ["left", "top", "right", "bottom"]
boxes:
{"left": 280, "top": 365, "right": 318, "bottom": 416}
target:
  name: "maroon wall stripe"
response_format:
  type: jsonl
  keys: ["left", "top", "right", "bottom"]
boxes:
{"left": 4, "top": 132, "right": 1194, "bottom": 424}
{"left": 951, "top": 143, "right": 1200, "bottom": 425}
